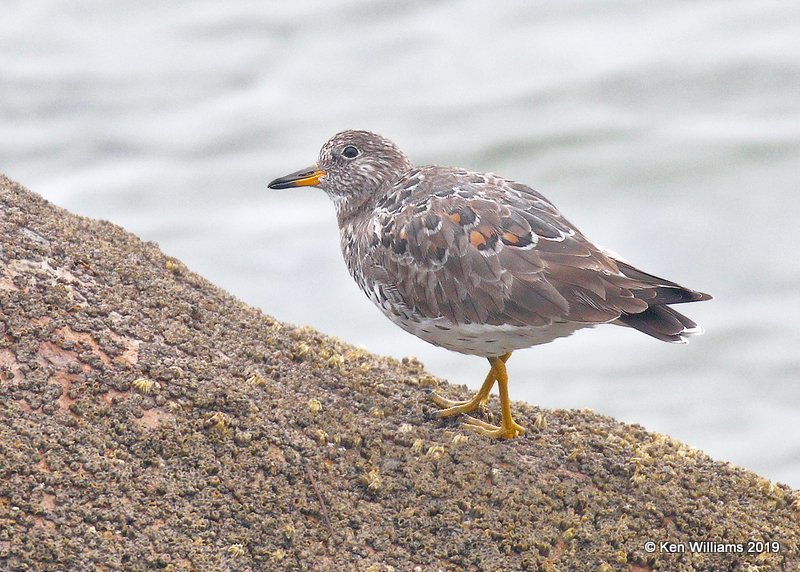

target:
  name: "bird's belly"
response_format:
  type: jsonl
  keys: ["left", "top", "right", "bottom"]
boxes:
{"left": 354, "top": 272, "right": 589, "bottom": 356}
{"left": 382, "top": 311, "right": 589, "bottom": 357}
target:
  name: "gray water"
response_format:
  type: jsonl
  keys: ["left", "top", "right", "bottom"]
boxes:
{"left": 2, "top": 1, "right": 799, "bottom": 488}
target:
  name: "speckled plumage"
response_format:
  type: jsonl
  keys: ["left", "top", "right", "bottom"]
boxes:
{"left": 269, "top": 130, "right": 711, "bottom": 438}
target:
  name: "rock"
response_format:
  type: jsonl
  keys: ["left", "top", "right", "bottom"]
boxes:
{"left": 1, "top": 173, "right": 797, "bottom": 571}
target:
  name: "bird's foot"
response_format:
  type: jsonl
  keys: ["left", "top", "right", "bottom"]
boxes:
{"left": 431, "top": 392, "right": 488, "bottom": 418}
{"left": 462, "top": 415, "right": 526, "bottom": 440}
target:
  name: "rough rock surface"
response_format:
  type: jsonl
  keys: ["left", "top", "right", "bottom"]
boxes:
{"left": 0, "top": 173, "right": 798, "bottom": 571}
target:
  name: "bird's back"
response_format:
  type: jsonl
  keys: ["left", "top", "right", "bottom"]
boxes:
{"left": 340, "top": 165, "right": 709, "bottom": 355}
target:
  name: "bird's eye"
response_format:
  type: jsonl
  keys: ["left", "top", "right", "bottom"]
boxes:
{"left": 342, "top": 145, "right": 359, "bottom": 159}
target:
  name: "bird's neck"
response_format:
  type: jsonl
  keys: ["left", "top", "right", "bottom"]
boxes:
{"left": 337, "top": 209, "right": 374, "bottom": 293}
{"left": 333, "top": 191, "right": 375, "bottom": 229}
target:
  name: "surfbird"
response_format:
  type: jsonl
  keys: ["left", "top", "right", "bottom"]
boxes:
{"left": 268, "top": 130, "right": 711, "bottom": 439}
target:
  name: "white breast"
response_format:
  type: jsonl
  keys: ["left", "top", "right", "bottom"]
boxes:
{"left": 382, "top": 311, "right": 590, "bottom": 357}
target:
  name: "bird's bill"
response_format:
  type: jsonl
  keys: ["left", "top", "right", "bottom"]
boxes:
{"left": 267, "top": 166, "right": 326, "bottom": 189}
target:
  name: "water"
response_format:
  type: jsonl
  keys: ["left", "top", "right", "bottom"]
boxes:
{"left": 2, "top": 1, "right": 799, "bottom": 488}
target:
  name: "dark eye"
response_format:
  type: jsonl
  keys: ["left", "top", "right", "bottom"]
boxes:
{"left": 342, "top": 145, "right": 359, "bottom": 159}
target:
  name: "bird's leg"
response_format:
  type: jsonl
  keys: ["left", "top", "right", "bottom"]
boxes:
{"left": 432, "top": 352, "right": 513, "bottom": 414}
{"left": 463, "top": 353, "right": 526, "bottom": 439}
{"left": 432, "top": 364, "right": 497, "bottom": 417}
{"left": 431, "top": 351, "right": 524, "bottom": 439}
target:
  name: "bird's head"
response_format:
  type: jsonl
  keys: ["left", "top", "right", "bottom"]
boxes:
{"left": 268, "top": 130, "right": 413, "bottom": 220}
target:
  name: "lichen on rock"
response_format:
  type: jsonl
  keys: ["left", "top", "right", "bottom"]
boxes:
{"left": 1, "top": 174, "right": 798, "bottom": 571}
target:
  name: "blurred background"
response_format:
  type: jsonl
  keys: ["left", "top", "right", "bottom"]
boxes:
{"left": 2, "top": 1, "right": 798, "bottom": 487}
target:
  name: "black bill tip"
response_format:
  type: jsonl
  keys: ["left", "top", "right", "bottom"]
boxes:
{"left": 267, "top": 166, "right": 325, "bottom": 189}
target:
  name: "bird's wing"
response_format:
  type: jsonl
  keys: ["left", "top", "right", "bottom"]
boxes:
{"left": 364, "top": 168, "right": 670, "bottom": 327}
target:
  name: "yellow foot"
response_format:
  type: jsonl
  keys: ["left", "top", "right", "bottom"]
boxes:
{"left": 431, "top": 351, "right": 525, "bottom": 439}
{"left": 431, "top": 392, "right": 488, "bottom": 418}
{"left": 463, "top": 415, "right": 526, "bottom": 439}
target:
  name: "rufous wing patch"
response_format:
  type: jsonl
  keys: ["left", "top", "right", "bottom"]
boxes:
{"left": 469, "top": 230, "right": 487, "bottom": 249}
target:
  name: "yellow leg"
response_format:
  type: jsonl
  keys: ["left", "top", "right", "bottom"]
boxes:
{"left": 431, "top": 352, "right": 511, "bottom": 415}
{"left": 463, "top": 354, "right": 526, "bottom": 439}
{"left": 432, "top": 352, "right": 525, "bottom": 439}
{"left": 431, "top": 365, "right": 496, "bottom": 416}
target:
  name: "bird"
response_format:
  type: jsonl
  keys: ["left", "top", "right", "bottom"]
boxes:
{"left": 268, "top": 130, "right": 711, "bottom": 439}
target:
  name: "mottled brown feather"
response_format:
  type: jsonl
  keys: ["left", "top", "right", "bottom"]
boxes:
{"left": 281, "top": 131, "right": 711, "bottom": 351}
{"left": 359, "top": 166, "right": 708, "bottom": 335}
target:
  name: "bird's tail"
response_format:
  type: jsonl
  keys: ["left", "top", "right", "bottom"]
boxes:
{"left": 613, "top": 260, "right": 712, "bottom": 344}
